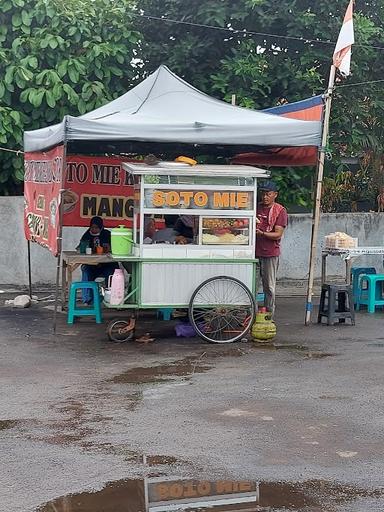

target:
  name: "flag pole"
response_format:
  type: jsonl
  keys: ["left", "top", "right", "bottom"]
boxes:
{"left": 305, "top": 64, "right": 336, "bottom": 325}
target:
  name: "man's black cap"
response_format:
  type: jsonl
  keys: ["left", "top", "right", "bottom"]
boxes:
{"left": 259, "top": 180, "right": 278, "bottom": 192}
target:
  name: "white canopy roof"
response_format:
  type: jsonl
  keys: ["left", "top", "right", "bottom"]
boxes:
{"left": 24, "top": 65, "right": 322, "bottom": 152}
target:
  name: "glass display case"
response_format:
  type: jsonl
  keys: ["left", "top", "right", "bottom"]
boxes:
{"left": 124, "top": 162, "right": 268, "bottom": 258}
{"left": 201, "top": 217, "right": 251, "bottom": 245}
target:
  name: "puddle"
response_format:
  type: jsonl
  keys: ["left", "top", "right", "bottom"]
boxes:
{"left": 110, "top": 356, "right": 212, "bottom": 384}
{"left": 37, "top": 478, "right": 384, "bottom": 512}
{"left": 248, "top": 342, "right": 277, "bottom": 351}
{"left": 145, "top": 455, "right": 179, "bottom": 466}
{"left": 0, "top": 419, "right": 19, "bottom": 430}
{"left": 303, "top": 352, "right": 337, "bottom": 359}
{"left": 208, "top": 347, "right": 248, "bottom": 357}
{"left": 27, "top": 392, "right": 143, "bottom": 449}
{"left": 274, "top": 343, "right": 309, "bottom": 351}
{"left": 273, "top": 344, "right": 337, "bottom": 359}
{"left": 43, "top": 433, "right": 86, "bottom": 445}
{"left": 77, "top": 445, "right": 182, "bottom": 467}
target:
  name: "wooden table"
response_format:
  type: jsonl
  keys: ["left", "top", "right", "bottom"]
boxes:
{"left": 61, "top": 251, "right": 139, "bottom": 307}
{"left": 321, "top": 247, "right": 384, "bottom": 285}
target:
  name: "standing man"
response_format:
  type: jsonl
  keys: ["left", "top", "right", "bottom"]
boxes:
{"left": 255, "top": 181, "right": 288, "bottom": 316}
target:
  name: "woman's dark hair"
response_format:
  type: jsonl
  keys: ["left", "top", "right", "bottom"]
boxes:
{"left": 90, "top": 216, "right": 103, "bottom": 229}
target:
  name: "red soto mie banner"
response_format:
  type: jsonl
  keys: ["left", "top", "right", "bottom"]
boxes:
{"left": 24, "top": 145, "right": 64, "bottom": 256}
{"left": 62, "top": 156, "right": 135, "bottom": 228}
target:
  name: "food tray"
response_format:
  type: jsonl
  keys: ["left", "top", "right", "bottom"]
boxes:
{"left": 202, "top": 234, "right": 249, "bottom": 245}
{"left": 325, "top": 236, "right": 358, "bottom": 249}
{"left": 203, "top": 241, "right": 249, "bottom": 245}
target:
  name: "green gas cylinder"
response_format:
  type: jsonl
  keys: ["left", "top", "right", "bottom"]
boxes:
{"left": 251, "top": 307, "right": 277, "bottom": 342}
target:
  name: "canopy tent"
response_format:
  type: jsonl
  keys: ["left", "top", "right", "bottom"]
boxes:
{"left": 264, "top": 95, "right": 324, "bottom": 121}
{"left": 24, "top": 65, "right": 322, "bottom": 155}
{"left": 233, "top": 96, "right": 324, "bottom": 167}
{"left": 23, "top": 65, "right": 325, "bottom": 331}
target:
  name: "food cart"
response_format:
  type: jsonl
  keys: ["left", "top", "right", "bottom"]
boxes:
{"left": 103, "top": 162, "right": 269, "bottom": 343}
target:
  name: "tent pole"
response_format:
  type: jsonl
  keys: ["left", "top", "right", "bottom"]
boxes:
{"left": 305, "top": 65, "right": 336, "bottom": 325}
{"left": 53, "top": 189, "right": 65, "bottom": 333}
{"left": 53, "top": 139, "right": 67, "bottom": 333}
{"left": 53, "top": 249, "right": 62, "bottom": 334}
{"left": 27, "top": 240, "right": 32, "bottom": 298}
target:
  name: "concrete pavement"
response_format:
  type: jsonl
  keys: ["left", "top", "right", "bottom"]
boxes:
{"left": 1, "top": 293, "right": 384, "bottom": 511}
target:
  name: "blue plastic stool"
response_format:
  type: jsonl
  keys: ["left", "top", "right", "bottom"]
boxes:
{"left": 356, "top": 274, "right": 384, "bottom": 313}
{"left": 351, "top": 267, "right": 376, "bottom": 303}
{"left": 67, "top": 282, "right": 102, "bottom": 324}
{"left": 157, "top": 308, "right": 173, "bottom": 321}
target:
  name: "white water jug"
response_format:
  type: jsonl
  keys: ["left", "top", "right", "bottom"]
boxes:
{"left": 108, "top": 269, "right": 125, "bottom": 305}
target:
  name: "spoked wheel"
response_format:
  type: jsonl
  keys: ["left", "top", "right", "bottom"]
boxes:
{"left": 107, "top": 317, "right": 136, "bottom": 343}
{"left": 189, "top": 276, "right": 256, "bottom": 343}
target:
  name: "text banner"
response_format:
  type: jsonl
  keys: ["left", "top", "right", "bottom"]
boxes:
{"left": 63, "top": 156, "right": 135, "bottom": 227}
{"left": 146, "top": 190, "right": 253, "bottom": 210}
{"left": 24, "top": 146, "right": 64, "bottom": 256}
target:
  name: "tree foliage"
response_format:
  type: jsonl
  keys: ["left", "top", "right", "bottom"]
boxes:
{"left": 1, "top": 0, "right": 384, "bottom": 209}
{"left": 0, "top": 0, "right": 138, "bottom": 194}
{"left": 139, "top": 0, "right": 384, "bottom": 210}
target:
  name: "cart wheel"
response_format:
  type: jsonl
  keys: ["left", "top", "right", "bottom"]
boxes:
{"left": 189, "top": 276, "right": 256, "bottom": 344}
{"left": 107, "top": 318, "right": 135, "bottom": 343}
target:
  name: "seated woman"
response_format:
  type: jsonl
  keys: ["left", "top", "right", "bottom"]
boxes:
{"left": 78, "top": 216, "right": 118, "bottom": 304}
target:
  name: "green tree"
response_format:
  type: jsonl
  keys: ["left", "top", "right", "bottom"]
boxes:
{"left": 0, "top": 0, "right": 139, "bottom": 194}
{"left": 138, "top": 0, "right": 251, "bottom": 91}
{"left": 138, "top": 0, "right": 384, "bottom": 210}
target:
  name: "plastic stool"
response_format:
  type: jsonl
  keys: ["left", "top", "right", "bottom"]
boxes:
{"left": 67, "top": 282, "right": 102, "bottom": 324}
{"left": 356, "top": 274, "right": 384, "bottom": 313}
{"left": 157, "top": 308, "right": 173, "bottom": 321}
{"left": 351, "top": 267, "right": 376, "bottom": 303}
{"left": 318, "top": 284, "right": 355, "bottom": 325}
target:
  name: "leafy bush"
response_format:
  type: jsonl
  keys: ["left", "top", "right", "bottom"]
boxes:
{"left": 0, "top": 0, "right": 139, "bottom": 194}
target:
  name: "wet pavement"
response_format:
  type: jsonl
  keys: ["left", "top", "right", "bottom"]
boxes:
{"left": 1, "top": 292, "right": 384, "bottom": 511}
{"left": 110, "top": 357, "right": 212, "bottom": 384}
{"left": 36, "top": 477, "right": 384, "bottom": 512}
